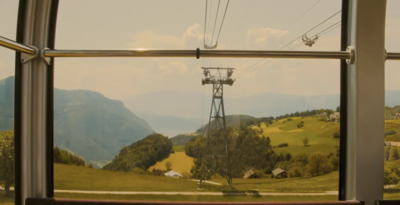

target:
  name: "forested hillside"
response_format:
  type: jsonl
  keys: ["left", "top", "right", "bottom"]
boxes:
{"left": 54, "top": 88, "right": 153, "bottom": 166}
{"left": 0, "top": 76, "right": 153, "bottom": 168}
{"left": 103, "top": 133, "right": 173, "bottom": 172}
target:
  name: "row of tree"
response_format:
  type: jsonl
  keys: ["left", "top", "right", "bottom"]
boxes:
{"left": 186, "top": 124, "right": 340, "bottom": 183}
{"left": 54, "top": 147, "right": 85, "bottom": 166}
{"left": 1, "top": 130, "right": 87, "bottom": 196}
{"left": 384, "top": 146, "right": 400, "bottom": 185}
{"left": 0, "top": 130, "right": 14, "bottom": 196}
{"left": 186, "top": 127, "right": 276, "bottom": 181}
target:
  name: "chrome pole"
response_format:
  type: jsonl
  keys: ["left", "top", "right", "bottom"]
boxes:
{"left": 44, "top": 49, "right": 351, "bottom": 60}
{"left": 387, "top": 52, "right": 400, "bottom": 60}
{"left": 0, "top": 35, "right": 37, "bottom": 56}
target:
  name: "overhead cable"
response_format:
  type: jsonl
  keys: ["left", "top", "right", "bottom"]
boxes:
{"left": 203, "top": 0, "right": 230, "bottom": 49}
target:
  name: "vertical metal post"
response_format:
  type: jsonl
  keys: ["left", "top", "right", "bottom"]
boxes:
{"left": 15, "top": 1, "right": 57, "bottom": 205}
{"left": 345, "top": 1, "right": 386, "bottom": 205}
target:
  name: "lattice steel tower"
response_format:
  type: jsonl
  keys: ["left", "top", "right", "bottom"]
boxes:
{"left": 200, "top": 67, "right": 235, "bottom": 189}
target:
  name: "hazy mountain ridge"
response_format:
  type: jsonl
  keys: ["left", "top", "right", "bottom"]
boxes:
{"left": 0, "top": 76, "right": 153, "bottom": 167}
{"left": 126, "top": 89, "right": 400, "bottom": 137}
{"left": 124, "top": 90, "right": 341, "bottom": 136}
{"left": 3, "top": 76, "right": 400, "bottom": 165}
{"left": 54, "top": 89, "right": 153, "bottom": 165}
{"left": 135, "top": 112, "right": 202, "bottom": 137}
{"left": 0, "top": 76, "right": 14, "bottom": 131}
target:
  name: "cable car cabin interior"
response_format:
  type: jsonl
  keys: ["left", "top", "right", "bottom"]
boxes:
{"left": 1, "top": 1, "right": 400, "bottom": 205}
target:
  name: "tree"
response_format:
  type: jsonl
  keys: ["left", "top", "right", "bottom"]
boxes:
{"left": 297, "top": 121, "right": 304, "bottom": 128}
{"left": 165, "top": 161, "right": 172, "bottom": 171}
{"left": 54, "top": 147, "right": 85, "bottom": 166}
{"left": 103, "top": 133, "right": 173, "bottom": 172}
{"left": 307, "top": 152, "right": 332, "bottom": 176}
{"left": 389, "top": 147, "right": 400, "bottom": 161}
{"left": 0, "top": 130, "right": 15, "bottom": 196}
{"left": 384, "top": 164, "right": 399, "bottom": 185}
{"left": 189, "top": 126, "right": 275, "bottom": 180}
{"left": 303, "top": 136, "right": 309, "bottom": 147}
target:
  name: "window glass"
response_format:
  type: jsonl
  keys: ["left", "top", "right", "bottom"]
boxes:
{"left": 54, "top": 0, "right": 341, "bottom": 201}
{"left": 384, "top": 0, "right": 400, "bottom": 200}
{"left": 0, "top": 1, "right": 18, "bottom": 205}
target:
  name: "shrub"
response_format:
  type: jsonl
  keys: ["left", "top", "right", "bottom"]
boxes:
{"left": 384, "top": 165, "right": 399, "bottom": 185}
{"left": 288, "top": 166, "right": 304, "bottom": 178}
{"left": 303, "top": 137, "right": 309, "bottom": 147}
{"left": 54, "top": 147, "right": 85, "bottom": 166}
{"left": 307, "top": 152, "right": 332, "bottom": 176}
{"left": 297, "top": 121, "right": 304, "bottom": 128}
{"left": 277, "top": 143, "right": 288, "bottom": 148}
{"left": 385, "top": 130, "right": 397, "bottom": 136}
{"left": 150, "top": 168, "right": 164, "bottom": 176}
{"left": 333, "top": 131, "right": 340, "bottom": 138}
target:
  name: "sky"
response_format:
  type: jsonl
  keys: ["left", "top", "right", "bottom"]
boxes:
{"left": 1, "top": 0, "right": 400, "bottom": 101}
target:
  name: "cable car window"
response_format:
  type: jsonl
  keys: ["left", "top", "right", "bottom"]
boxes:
{"left": 384, "top": 0, "right": 400, "bottom": 200}
{"left": 0, "top": 1, "right": 18, "bottom": 205}
{"left": 53, "top": 0, "right": 342, "bottom": 202}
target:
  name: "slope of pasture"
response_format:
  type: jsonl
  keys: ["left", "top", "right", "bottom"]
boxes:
{"left": 212, "top": 171, "right": 339, "bottom": 193}
{"left": 385, "top": 119, "right": 400, "bottom": 142}
{"left": 54, "top": 163, "right": 200, "bottom": 192}
{"left": 149, "top": 151, "right": 194, "bottom": 175}
{"left": 260, "top": 116, "right": 340, "bottom": 156}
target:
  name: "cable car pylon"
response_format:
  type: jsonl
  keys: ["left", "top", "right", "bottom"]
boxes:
{"left": 199, "top": 67, "right": 235, "bottom": 190}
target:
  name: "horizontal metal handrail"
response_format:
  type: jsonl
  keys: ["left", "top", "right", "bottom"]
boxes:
{"left": 0, "top": 35, "right": 37, "bottom": 56}
{"left": 387, "top": 52, "right": 400, "bottom": 60}
{"left": 44, "top": 49, "right": 351, "bottom": 60}
{"left": 2, "top": 34, "right": 400, "bottom": 62}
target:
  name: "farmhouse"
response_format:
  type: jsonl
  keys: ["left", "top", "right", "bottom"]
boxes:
{"left": 243, "top": 169, "right": 260, "bottom": 179}
{"left": 164, "top": 170, "right": 182, "bottom": 178}
{"left": 272, "top": 168, "right": 287, "bottom": 178}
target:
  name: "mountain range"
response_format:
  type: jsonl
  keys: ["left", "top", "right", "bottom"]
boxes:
{"left": 125, "top": 89, "right": 400, "bottom": 137}
{"left": 3, "top": 75, "right": 400, "bottom": 166}
{"left": 0, "top": 76, "right": 153, "bottom": 167}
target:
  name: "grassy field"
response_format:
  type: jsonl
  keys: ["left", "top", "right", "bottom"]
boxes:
{"left": 55, "top": 193, "right": 338, "bottom": 202}
{"left": 260, "top": 117, "right": 339, "bottom": 156}
{"left": 385, "top": 120, "right": 400, "bottom": 142}
{"left": 216, "top": 171, "right": 339, "bottom": 193}
{"left": 149, "top": 151, "right": 194, "bottom": 175}
{"left": 0, "top": 197, "right": 13, "bottom": 205}
{"left": 54, "top": 163, "right": 202, "bottom": 192}
{"left": 0, "top": 189, "right": 14, "bottom": 205}
{"left": 0, "top": 192, "right": 14, "bottom": 205}
{"left": 54, "top": 163, "right": 340, "bottom": 201}
{"left": 51, "top": 117, "right": 400, "bottom": 201}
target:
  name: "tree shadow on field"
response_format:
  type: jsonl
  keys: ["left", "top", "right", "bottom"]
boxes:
{"left": 223, "top": 190, "right": 261, "bottom": 198}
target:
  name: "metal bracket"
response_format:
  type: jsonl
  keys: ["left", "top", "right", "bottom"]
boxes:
{"left": 20, "top": 46, "right": 39, "bottom": 64}
{"left": 42, "top": 48, "right": 52, "bottom": 66}
{"left": 346, "top": 46, "right": 355, "bottom": 64}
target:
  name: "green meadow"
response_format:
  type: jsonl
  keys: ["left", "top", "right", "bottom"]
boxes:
{"left": 261, "top": 116, "right": 340, "bottom": 156}
{"left": 54, "top": 163, "right": 339, "bottom": 201}
{"left": 150, "top": 151, "right": 194, "bottom": 175}
{"left": 51, "top": 117, "right": 400, "bottom": 201}
{"left": 385, "top": 120, "right": 400, "bottom": 142}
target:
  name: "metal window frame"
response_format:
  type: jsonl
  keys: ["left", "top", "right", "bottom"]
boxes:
{"left": 0, "top": 0, "right": 393, "bottom": 205}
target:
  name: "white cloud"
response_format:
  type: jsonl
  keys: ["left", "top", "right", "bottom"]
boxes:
{"left": 157, "top": 60, "right": 188, "bottom": 75}
{"left": 183, "top": 23, "right": 203, "bottom": 48}
{"left": 128, "top": 31, "right": 183, "bottom": 49}
{"left": 246, "top": 27, "right": 288, "bottom": 48}
{"left": 127, "top": 23, "right": 203, "bottom": 49}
